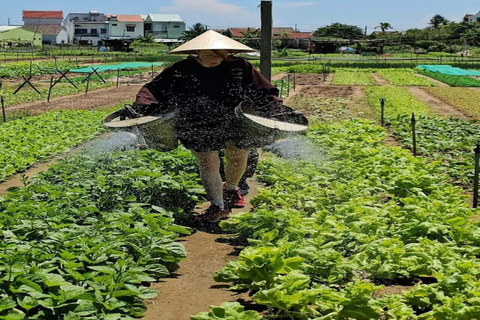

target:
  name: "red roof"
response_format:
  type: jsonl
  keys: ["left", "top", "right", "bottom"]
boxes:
{"left": 229, "top": 28, "right": 257, "bottom": 37}
{"left": 107, "top": 14, "right": 143, "bottom": 22}
{"left": 288, "top": 32, "right": 312, "bottom": 39}
{"left": 23, "top": 11, "right": 63, "bottom": 19}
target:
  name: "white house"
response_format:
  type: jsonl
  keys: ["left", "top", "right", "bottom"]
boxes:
{"left": 464, "top": 12, "right": 480, "bottom": 22}
{"left": 23, "top": 10, "right": 63, "bottom": 25}
{"left": 106, "top": 15, "right": 144, "bottom": 40}
{"left": 144, "top": 14, "right": 185, "bottom": 42}
{"left": 64, "top": 11, "right": 108, "bottom": 45}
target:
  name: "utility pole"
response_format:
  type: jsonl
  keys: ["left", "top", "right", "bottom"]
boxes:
{"left": 260, "top": 0, "right": 272, "bottom": 81}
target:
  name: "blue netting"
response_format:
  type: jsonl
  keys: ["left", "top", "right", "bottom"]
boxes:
{"left": 69, "top": 62, "right": 164, "bottom": 73}
{"left": 417, "top": 65, "right": 480, "bottom": 76}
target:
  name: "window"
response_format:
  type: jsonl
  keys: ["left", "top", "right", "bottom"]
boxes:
{"left": 74, "top": 28, "right": 88, "bottom": 34}
{"left": 174, "top": 25, "right": 180, "bottom": 28}
{"left": 126, "top": 26, "right": 135, "bottom": 32}
{"left": 112, "top": 23, "right": 117, "bottom": 26}
{"left": 101, "top": 28, "right": 107, "bottom": 34}
{"left": 91, "top": 29, "right": 98, "bottom": 34}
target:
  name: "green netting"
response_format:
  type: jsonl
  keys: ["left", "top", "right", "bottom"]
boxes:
{"left": 417, "top": 65, "right": 480, "bottom": 76}
{"left": 69, "top": 62, "right": 164, "bottom": 73}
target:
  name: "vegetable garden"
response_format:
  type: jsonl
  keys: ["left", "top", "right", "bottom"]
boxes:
{"left": 3, "top": 56, "right": 480, "bottom": 320}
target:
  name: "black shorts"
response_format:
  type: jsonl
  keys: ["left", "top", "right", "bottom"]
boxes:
{"left": 178, "top": 126, "right": 250, "bottom": 152}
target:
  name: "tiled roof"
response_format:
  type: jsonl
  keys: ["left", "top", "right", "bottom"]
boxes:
{"left": 229, "top": 28, "right": 258, "bottom": 37}
{"left": 287, "top": 32, "right": 312, "bottom": 39}
{"left": 272, "top": 27, "right": 295, "bottom": 34}
{"left": 107, "top": 14, "right": 143, "bottom": 22}
{"left": 23, "top": 24, "right": 63, "bottom": 36}
{"left": 228, "top": 28, "right": 309, "bottom": 39}
{"left": 23, "top": 11, "right": 63, "bottom": 19}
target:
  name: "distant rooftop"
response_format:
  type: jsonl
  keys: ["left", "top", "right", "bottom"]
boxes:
{"left": 146, "top": 14, "right": 183, "bottom": 22}
{"left": 0, "top": 26, "right": 21, "bottom": 32}
{"left": 106, "top": 14, "right": 143, "bottom": 22}
{"left": 23, "top": 11, "right": 63, "bottom": 19}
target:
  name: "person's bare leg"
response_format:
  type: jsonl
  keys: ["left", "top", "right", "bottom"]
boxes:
{"left": 192, "top": 150, "right": 224, "bottom": 208}
{"left": 224, "top": 141, "right": 249, "bottom": 190}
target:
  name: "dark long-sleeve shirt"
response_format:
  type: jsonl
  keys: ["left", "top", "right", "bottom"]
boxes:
{"left": 135, "top": 57, "right": 283, "bottom": 136}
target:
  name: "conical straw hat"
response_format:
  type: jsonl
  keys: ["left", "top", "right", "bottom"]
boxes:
{"left": 170, "top": 30, "right": 255, "bottom": 54}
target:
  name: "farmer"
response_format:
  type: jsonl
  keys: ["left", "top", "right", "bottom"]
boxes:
{"left": 132, "top": 30, "right": 291, "bottom": 221}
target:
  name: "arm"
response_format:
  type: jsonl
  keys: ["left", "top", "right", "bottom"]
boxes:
{"left": 133, "top": 66, "right": 178, "bottom": 114}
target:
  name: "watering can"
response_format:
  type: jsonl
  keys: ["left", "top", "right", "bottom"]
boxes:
{"left": 104, "top": 109, "right": 179, "bottom": 151}
{"left": 103, "top": 102, "right": 308, "bottom": 151}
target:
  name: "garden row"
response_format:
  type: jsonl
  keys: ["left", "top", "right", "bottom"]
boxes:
{"left": 193, "top": 120, "right": 480, "bottom": 319}
{"left": 272, "top": 64, "right": 480, "bottom": 87}
{"left": 0, "top": 109, "right": 110, "bottom": 181}
{"left": 0, "top": 147, "right": 204, "bottom": 319}
{"left": 366, "top": 86, "right": 480, "bottom": 191}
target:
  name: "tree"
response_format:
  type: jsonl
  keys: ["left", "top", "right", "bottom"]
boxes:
{"left": 429, "top": 15, "right": 449, "bottom": 29}
{"left": 375, "top": 22, "right": 393, "bottom": 34}
{"left": 182, "top": 23, "right": 207, "bottom": 41}
{"left": 136, "top": 34, "right": 155, "bottom": 43}
{"left": 313, "top": 23, "right": 364, "bottom": 39}
{"left": 239, "top": 27, "right": 261, "bottom": 49}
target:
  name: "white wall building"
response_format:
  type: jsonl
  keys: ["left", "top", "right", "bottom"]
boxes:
{"left": 64, "top": 11, "right": 108, "bottom": 45}
{"left": 144, "top": 14, "right": 185, "bottom": 42}
{"left": 107, "top": 15, "right": 144, "bottom": 40}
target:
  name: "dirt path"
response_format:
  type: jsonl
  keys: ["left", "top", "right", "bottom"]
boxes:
{"left": 143, "top": 179, "right": 263, "bottom": 320}
{"left": 372, "top": 73, "right": 390, "bottom": 86}
{"left": 407, "top": 87, "right": 471, "bottom": 119}
{"left": 6, "top": 85, "right": 142, "bottom": 116}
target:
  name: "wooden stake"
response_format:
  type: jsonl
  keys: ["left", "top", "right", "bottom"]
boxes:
{"left": 474, "top": 141, "right": 480, "bottom": 208}
{"left": 260, "top": 0, "right": 272, "bottom": 81}
{"left": 47, "top": 76, "right": 54, "bottom": 102}
{"left": 1, "top": 96, "right": 5, "bottom": 122}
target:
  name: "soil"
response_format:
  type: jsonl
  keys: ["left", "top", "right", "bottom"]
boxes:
{"left": 300, "top": 85, "right": 357, "bottom": 99}
{"left": 407, "top": 87, "right": 471, "bottom": 119}
{"left": 372, "top": 73, "right": 390, "bottom": 86}
{"left": 5, "top": 84, "right": 142, "bottom": 116}
{"left": 293, "top": 72, "right": 333, "bottom": 86}
{"left": 142, "top": 178, "right": 263, "bottom": 320}
{"left": 374, "top": 285, "right": 412, "bottom": 298}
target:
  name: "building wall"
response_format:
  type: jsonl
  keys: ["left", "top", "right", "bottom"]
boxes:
{"left": 166, "top": 22, "right": 185, "bottom": 39}
{"left": 149, "top": 21, "right": 185, "bottom": 39}
{"left": 64, "top": 13, "right": 107, "bottom": 45}
{"left": 24, "top": 18, "right": 63, "bottom": 25}
{"left": 56, "top": 28, "right": 68, "bottom": 44}
{"left": 0, "top": 28, "right": 42, "bottom": 46}
{"left": 109, "top": 21, "right": 143, "bottom": 39}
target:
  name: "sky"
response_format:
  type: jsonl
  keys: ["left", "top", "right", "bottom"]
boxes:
{"left": 2, "top": 0, "right": 480, "bottom": 33}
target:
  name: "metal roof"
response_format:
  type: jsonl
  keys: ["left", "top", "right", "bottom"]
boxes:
{"left": 146, "top": 14, "right": 183, "bottom": 22}
{"left": 0, "top": 26, "right": 22, "bottom": 32}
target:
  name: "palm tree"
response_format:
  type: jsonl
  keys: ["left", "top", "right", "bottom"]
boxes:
{"left": 182, "top": 23, "right": 207, "bottom": 41}
{"left": 375, "top": 22, "right": 393, "bottom": 34}
{"left": 429, "top": 15, "right": 449, "bottom": 29}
